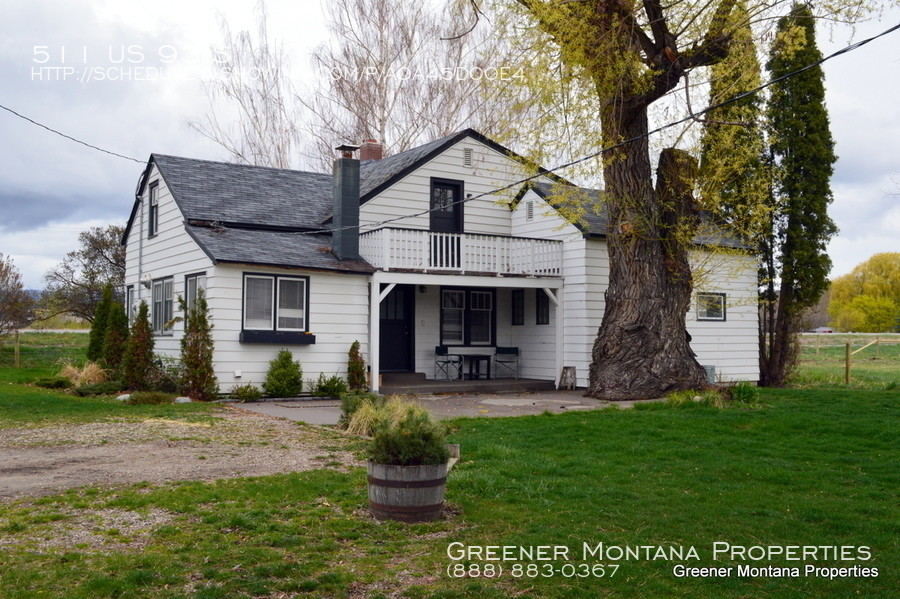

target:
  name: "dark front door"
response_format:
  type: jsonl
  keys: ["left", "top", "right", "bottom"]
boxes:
{"left": 430, "top": 179, "right": 463, "bottom": 269}
{"left": 380, "top": 284, "right": 414, "bottom": 372}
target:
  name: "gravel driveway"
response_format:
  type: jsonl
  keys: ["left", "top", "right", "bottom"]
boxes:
{"left": 0, "top": 406, "right": 359, "bottom": 500}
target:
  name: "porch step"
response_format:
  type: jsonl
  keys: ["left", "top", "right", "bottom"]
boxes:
{"left": 379, "top": 375, "right": 556, "bottom": 396}
{"left": 381, "top": 372, "right": 428, "bottom": 385}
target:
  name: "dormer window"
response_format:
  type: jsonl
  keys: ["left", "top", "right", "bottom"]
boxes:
{"left": 148, "top": 182, "right": 159, "bottom": 237}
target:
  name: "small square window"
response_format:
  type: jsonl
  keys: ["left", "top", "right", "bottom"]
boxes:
{"left": 697, "top": 293, "right": 726, "bottom": 321}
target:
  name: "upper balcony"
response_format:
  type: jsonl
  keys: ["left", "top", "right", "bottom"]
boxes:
{"left": 359, "top": 227, "right": 563, "bottom": 277}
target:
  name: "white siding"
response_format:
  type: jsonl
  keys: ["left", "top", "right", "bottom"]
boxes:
{"left": 123, "top": 164, "right": 214, "bottom": 359}
{"left": 207, "top": 265, "right": 370, "bottom": 390}
{"left": 360, "top": 138, "right": 526, "bottom": 235}
{"left": 686, "top": 252, "right": 760, "bottom": 383}
{"left": 409, "top": 285, "right": 557, "bottom": 381}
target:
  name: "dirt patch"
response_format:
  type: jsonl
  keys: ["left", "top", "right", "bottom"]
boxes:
{"left": 0, "top": 406, "right": 360, "bottom": 500}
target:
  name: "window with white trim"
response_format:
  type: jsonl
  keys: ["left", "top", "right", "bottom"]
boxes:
{"left": 185, "top": 273, "right": 207, "bottom": 313}
{"left": 440, "top": 288, "right": 495, "bottom": 346}
{"left": 697, "top": 292, "right": 726, "bottom": 321}
{"left": 243, "top": 274, "right": 308, "bottom": 332}
{"left": 148, "top": 182, "right": 159, "bottom": 237}
{"left": 151, "top": 277, "right": 173, "bottom": 335}
{"left": 440, "top": 289, "right": 465, "bottom": 344}
{"left": 126, "top": 285, "right": 135, "bottom": 325}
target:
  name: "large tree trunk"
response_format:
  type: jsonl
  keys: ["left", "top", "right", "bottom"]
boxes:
{"left": 588, "top": 105, "right": 709, "bottom": 400}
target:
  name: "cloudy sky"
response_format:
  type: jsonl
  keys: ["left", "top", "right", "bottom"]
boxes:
{"left": 1, "top": 0, "right": 898, "bottom": 290}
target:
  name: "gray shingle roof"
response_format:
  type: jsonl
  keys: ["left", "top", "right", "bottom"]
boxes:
{"left": 186, "top": 226, "right": 374, "bottom": 274}
{"left": 359, "top": 131, "right": 463, "bottom": 200}
{"left": 531, "top": 182, "right": 608, "bottom": 236}
{"left": 530, "top": 182, "right": 747, "bottom": 248}
{"left": 153, "top": 154, "right": 332, "bottom": 228}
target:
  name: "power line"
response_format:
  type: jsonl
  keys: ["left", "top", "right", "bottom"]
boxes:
{"left": 302, "top": 19, "right": 900, "bottom": 237}
{"left": 0, "top": 103, "right": 144, "bottom": 164}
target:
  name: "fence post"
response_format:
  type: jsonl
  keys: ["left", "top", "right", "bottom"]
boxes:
{"left": 844, "top": 342, "right": 851, "bottom": 384}
{"left": 14, "top": 329, "right": 20, "bottom": 368}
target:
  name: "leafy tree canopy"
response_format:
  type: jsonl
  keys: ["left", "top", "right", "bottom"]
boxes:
{"left": 829, "top": 252, "right": 900, "bottom": 332}
{"left": 43, "top": 225, "right": 125, "bottom": 322}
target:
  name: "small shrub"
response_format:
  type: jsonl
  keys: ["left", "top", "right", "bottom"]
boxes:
{"left": 126, "top": 391, "right": 176, "bottom": 405}
{"left": 73, "top": 380, "right": 125, "bottom": 397}
{"left": 87, "top": 284, "right": 114, "bottom": 362}
{"left": 264, "top": 350, "right": 303, "bottom": 398}
{"left": 368, "top": 402, "right": 450, "bottom": 466}
{"left": 346, "top": 396, "right": 417, "bottom": 436}
{"left": 34, "top": 376, "right": 71, "bottom": 389}
{"left": 230, "top": 383, "right": 264, "bottom": 402}
{"left": 122, "top": 302, "right": 154, "bottom": 390}
{"left": 312, "top": 373, "right": 348, "bottom": 398}
{"left": 339, "top": 392, "right": 383, "bottom": 428}
{"left": 347, "top": 340, "right": 367, "bottom": 392}
{"left": 729, "top": 381, "right": 760, "bottom": 404}
{"left": 145, "top": 356, "right": 182, "bottom": 394}
{"left": 58, "top": 360, "right": 107, "bottom": 387}
{"left": 179, "top": 289, "right": 218, "bottom": 401}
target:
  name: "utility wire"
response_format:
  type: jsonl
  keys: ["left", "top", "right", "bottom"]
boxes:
{"left": 0, "top": 103, "right": 144, "bottom": 164}
{"left": 298, "top": 19, "right": 900, "bottom": 238}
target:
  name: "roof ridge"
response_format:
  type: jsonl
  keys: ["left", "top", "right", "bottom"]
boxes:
{"left": 152, "top": 153, "right": 329, "bottom": 177}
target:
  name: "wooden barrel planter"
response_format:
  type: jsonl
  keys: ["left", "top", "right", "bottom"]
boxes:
{"left": 367, "top": 462, "right": 448, "bottom": 522}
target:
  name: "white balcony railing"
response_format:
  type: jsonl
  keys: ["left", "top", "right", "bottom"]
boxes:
{"left": 359, "top": 227, "right": 562, "bottom": 276}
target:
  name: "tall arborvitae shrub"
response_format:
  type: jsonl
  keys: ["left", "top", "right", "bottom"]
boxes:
{"left": 264, "top": 350, "right": 303, "bottom": 398}
{"left": 122, "top": 302, "right": 154, "bottom": 391}
{"left": 102, "top": 302, "right": 130, "bottom": 375}
{"left": 87, "top": 284, "right": 114, "bottom": 361}
{"left": 179, "top": 289, "right": 218, "bottom": 401}
{"left": 760, "top": 3, "right": 837, "bottom": 386}
{"left": 347, "top": 340, "right": 367, "bottom": 392}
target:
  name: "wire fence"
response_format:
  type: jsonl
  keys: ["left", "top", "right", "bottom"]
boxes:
{"left": 0, "top": 331, "right": 88, "bottom": 369}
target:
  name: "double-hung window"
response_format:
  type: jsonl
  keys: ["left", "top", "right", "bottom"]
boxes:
{"left": 185, "top": 273, "right": 207, "bottom": 313}
{"left": 125, "top": 285, "right": 135, "bottom": 325}
{"left": 440, "top": 288, "right": 495, "bottom": 346}
{"left": 242, "top": 274, "right": 310, "bottom": 343}
{"left": 697, "top": 292, "right": 726, "bottom": 321}
{"left": 148, "top": 182, "right": 159, "bottom": 237}
{"left": 151, "top": 277, "right": 173, "bottom": 335}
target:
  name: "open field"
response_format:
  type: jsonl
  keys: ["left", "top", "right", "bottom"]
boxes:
{"left": 793, "top": 333, "right": 899, "bottom": 389}
{"left": 0, "top": 331, "right": 88, "bottom": 369}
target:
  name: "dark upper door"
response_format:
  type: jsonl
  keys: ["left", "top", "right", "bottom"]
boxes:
{"left": 430, "top": 179, "right": 463, "bottom": 233}
{"left": 379, "top": 284, "right": 414, "bottom": 372}
{"left": 430, "top": 179, "right": 463, "bottom": 269}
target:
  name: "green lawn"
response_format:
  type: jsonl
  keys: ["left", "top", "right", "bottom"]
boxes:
{"left": 1, "top": 388, "right": 896, "bottom": 598}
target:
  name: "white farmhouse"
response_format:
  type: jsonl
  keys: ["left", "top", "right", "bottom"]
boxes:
{"left": 122, "top": 130, "right": 758, "bottom": 394}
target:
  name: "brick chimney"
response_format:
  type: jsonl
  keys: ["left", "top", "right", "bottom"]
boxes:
{"left": 359, "top": 138, "right": 383, "bottom": 161}
{"left": 333, "top": 144, "right": 360, "bottom": 260}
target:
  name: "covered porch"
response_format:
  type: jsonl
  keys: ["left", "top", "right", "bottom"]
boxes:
{"left": 368, "top": 270, "right": 564, "bottom": 394}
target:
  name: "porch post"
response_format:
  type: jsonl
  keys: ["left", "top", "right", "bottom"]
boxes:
{"left": 370, "top": 276, "right": 381, "bottom": 393}
{"left": 555, "top": 287, "right": 564, "bottom": 389}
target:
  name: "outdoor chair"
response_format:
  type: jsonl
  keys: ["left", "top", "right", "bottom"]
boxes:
{"left": 434, "top": 346, "right": 462, "bottom": 381}
{"left": 492, "top": 346, "right": 519, "bottom": 379}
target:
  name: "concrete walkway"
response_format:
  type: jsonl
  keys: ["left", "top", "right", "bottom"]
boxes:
{"left": 235, "top": 390, "right": 656, "bottom": 425}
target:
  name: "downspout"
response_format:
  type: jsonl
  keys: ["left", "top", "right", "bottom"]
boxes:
{"left": 134, "top": 167, "right": 148, "bottom": 303}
